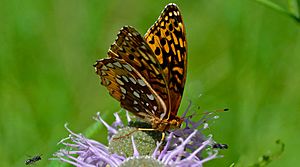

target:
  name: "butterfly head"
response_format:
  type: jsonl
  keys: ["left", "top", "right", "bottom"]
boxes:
{"left": 153, "top": 116, "right": 183, "bottom": 132}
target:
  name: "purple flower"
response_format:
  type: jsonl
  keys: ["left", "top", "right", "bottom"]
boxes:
{"left": 53, "top": 106, "right": 224, "bottom": 167}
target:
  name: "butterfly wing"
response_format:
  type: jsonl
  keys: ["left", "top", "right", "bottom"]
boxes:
{"left": 144, "top": 3, "right": 187, "bottom": 119}
{"left": 94, "top": 57, "right": 167, "bottom": 122}
{"left": 106, "top": 26, "right": 170, "bottom": 119}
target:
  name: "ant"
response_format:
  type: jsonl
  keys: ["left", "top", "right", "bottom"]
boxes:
{"left": 25, "top": 154, "right": 42, "bottom": 165}
{"left": 212, "top": 143, "right": 228, "bottom": 149}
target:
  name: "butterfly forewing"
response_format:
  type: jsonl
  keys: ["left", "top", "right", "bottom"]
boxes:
{"left": 144, "top": 3, "right": 187, "bottom": 119}
{"left": 94, "top": 58, "right": 167, "bottom": 121}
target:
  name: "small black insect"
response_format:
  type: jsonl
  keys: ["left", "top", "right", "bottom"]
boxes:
{"left": 212, "top": 143, "right": 228, "bottom": 149}
{"left": 25, "top": 154, "right": 42, "bottom": 165}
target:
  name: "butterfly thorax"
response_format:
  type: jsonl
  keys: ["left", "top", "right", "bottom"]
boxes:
{"left": 151, "top": 116, "right": 183, "bottom": 132}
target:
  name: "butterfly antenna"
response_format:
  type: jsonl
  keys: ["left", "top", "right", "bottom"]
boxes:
{"left": 189, "top": 108, "right": 229, "bottom": 128}
{"left": 203, "top": 108, "right": 229, "bottom": 115}
{"left": 181, "top": 100, "right": 192, "bottom": 118}
{"left": 183, "top": 103, "right": 202, "bottom": 120}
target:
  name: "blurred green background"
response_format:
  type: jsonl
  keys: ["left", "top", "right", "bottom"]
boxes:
{"left": 1, "top": 0, "right": 300, "bottom": 166}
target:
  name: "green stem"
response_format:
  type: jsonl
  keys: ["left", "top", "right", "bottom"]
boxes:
{"left": 288, "top": 0, "right": 300, "bottom": 18}
{"left": 83, "top": 121, "right": 102, "bottom": 138}
{"left": 254, "top": 0, "right": 300, "bottom": 22}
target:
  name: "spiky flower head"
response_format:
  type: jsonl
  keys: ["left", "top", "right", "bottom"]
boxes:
{"left": 53, "top": 106, "right": 224, "bottom": 167}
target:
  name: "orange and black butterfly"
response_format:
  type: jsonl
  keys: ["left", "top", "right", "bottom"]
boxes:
{"left": 94, "top": 3, "right": 187, "bottom": 132}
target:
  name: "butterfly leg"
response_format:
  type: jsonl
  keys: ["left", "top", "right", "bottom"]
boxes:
{"left": 112, "top": 127, "right": 164, "bottom": 142}
{"left": 111, "top": 128, "right": 139, "bottom": 140}
{"left": 137, "top": 128, "right": 165, "bottom": 142}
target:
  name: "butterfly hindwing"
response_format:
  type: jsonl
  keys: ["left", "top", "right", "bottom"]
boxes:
{"left": 94, "top": 58, "right": 167, "bottom": 121}
{"left": 145, "top": 3, "right": 187, "bottom": 119}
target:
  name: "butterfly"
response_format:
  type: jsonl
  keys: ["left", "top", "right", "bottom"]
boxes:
{"left": 94, "top": 3, "right": 187, "bottom": 132}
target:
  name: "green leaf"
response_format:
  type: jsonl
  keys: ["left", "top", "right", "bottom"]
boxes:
{"left": 254, "top": 0, "right": 300, "bottom": 22}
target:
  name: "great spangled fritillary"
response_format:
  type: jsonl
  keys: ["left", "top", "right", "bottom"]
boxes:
{"left": 94, "top": 3, "right": 187, "bottom": 132}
